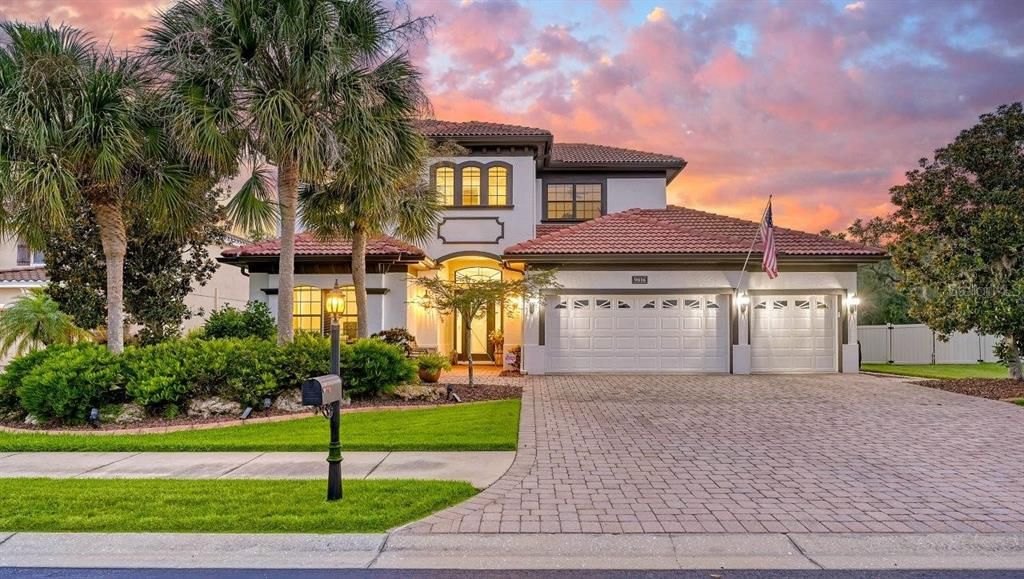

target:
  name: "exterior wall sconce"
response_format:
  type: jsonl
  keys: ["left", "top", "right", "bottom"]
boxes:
{"left": 847, "top": 294, "right": 861, "bottom": 314}
{"left": 736, "top": 293, "right": 750, "bottom": 315}
{"left": 527, "top": 296, "right": 540, "bottom": 315}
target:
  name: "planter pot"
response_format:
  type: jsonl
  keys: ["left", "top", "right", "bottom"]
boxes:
{"left": 418, "top": 368, "right": 442, "bottom": 383}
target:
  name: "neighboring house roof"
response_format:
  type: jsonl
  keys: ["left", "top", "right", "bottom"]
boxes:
{"left": 0, "top": 266, "right": 48, "bottom": 283}
{"left": 550, "top": 143, "right": 684, "bottom": 168}
{"left": 221, "top": 232, "right": 425, "bottom": 259}
{"left": 414, "top": 119, "right": 552, "bottom": 138}
{"left": 505, "top": 205, "right": 886, "bottom": 259}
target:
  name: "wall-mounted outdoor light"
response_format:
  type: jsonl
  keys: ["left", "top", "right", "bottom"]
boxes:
{"left": 847, "top": 294, "right": 861, "bottom": 314}
{"left": 736, "top": 293, "right": 750, "bottom": 315}
{"left": 527, "top": 296, "right": 540, "bottom": 315}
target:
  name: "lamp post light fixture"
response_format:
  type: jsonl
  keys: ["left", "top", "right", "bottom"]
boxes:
{"left": 323, "top": 280, "right": 347, "bottom": 501}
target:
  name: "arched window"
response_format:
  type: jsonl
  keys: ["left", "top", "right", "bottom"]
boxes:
{"left": 488, "top": 165, "right": 508, "bottom": 206}
{"left": 455, "top": 266, "right": 502, "bottom": 283}
{"left": 461, "top": 166, "right": 481, "bottom": 206}
{"left": 434, "top": 165, "right": 454, "bottom": 206}
{"left": 293, "top": 286, "right": 322, "bottom": 333}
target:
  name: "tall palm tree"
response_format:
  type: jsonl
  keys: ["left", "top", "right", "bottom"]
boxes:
{"left": 0, "top": 288, "right": 88, "bottom": 357}
{"left": 0, "top": 22, "right": 206, "bottom": 353}
{"left": 147, "top": 0, "right": 429, "bottom": 344}
{"left": 301, "top": 125, "right": 444, "bottom": 338}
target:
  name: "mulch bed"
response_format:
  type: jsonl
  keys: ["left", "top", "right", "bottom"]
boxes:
{"left": 0, "top": 383, "right": 523, "bottom": 432}
{"left": 912, "top": 378, "right": 1024, "bottom": 401}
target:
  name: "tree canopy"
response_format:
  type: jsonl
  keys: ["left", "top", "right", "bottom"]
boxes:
{"left": 887, "top": 102, "right": 1024, "bottom": 380}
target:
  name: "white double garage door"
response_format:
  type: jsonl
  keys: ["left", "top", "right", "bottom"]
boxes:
{"left": 546, "top": 293, "right": 838, "bottom": 373}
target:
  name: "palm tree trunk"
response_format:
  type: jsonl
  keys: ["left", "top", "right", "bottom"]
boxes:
{"left": 276, "top": 158, "right": 298, "bottom": 345}
{"left": 94, "top": 202, "right": 127, "bottom": 354}
{"left": 352, "top": 225, "right": 369, "bottom": 338}
{"left": 1007, "top": 336, "right": 1023, "bottom": 381}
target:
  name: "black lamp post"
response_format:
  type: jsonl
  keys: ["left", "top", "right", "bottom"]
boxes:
{"left": 324, "top": 281, "right": 347, "bottom": 501}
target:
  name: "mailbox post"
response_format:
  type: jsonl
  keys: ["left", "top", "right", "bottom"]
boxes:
{"left": 297, "top": 280, "right": 349, "bottom": 501}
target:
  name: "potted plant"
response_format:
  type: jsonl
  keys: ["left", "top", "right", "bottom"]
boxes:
{"left": 489, "top": 329, "right": 504, "bottom": 361}
{"left": 417, "top": 352, "right": 451, "bottom": 383}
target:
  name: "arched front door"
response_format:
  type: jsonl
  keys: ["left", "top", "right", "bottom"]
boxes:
{"left": 455, "top": 267, "right": 502, "bottom": 362}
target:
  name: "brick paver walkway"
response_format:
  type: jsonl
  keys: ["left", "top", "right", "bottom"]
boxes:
{"left": 404, "top": 374, "right": 1024, "bottom": 534}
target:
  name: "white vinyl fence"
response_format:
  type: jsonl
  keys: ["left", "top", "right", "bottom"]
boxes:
{"left": 859, "top": 324, "right": 1001, "bottom": 364}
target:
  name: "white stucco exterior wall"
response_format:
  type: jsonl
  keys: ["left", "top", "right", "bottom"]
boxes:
{"left": 606, "top": 177, "right": 668, "bottom": 212}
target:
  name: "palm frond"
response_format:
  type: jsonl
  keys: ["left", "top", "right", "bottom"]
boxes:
{"left": 227, "top": 163, "right": 278, "bottom": 236}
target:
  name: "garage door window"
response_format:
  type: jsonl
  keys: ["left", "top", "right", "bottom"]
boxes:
{"left": 617, "top": 300, "right": 632, "bottom": 309}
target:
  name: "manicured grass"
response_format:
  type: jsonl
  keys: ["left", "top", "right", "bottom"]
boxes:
{"left": 0, "top": 478, "right": 476, "bottom": 533}
{"left": 861, "top": 362, "right": 1009, "bottom": 380}
{"left": 0, "top": 399, "right": 520, "bottom": 452}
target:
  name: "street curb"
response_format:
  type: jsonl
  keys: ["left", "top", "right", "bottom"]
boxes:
{"left": 0, "top": 532, "right": 1021, "bottom": 570}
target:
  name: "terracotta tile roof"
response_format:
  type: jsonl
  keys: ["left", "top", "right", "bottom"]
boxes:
{"left": 0, "top": 266, "right": 48, "bottom": 283}
{"left": 535, "top": 223, "right": 575, "bottom": 237}
{"left": 507, "top": 210, "right": 750, "bottom": 256}
{"left": 505, "top": 205, "right": 886, "bottom": 258}
{"left": 414, "top": 119, "right": 551, "bottom": 138}
{"left": 221, "top": 233, "right": 424, "bottom": 258}
{"left": 550, "top": 143, "right": 684, "bottom": 167}
{"left": 637, "top": 206, "right": 886, "bottom": 256}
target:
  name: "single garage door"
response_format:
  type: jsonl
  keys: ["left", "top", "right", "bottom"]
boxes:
{"left": 751, "top": 295, "right": 837, "bottom": 373}
{"left": 546, "top": 294, "right": 729, "bottom": 373}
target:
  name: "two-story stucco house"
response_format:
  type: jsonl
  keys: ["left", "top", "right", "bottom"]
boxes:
{"left": 220, "top": 120, "right": 885, "bottom": 375}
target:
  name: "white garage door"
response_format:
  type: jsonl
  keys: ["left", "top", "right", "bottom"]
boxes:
{"left": 751, "top": 295, "right": 837, "bottom": 373}
{"left": 546, "top": 294, "right": 729, "bottom": 373}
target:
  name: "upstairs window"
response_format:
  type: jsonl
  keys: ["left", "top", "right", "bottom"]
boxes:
{"left": 461, "top": 166, "right": 481, "bottom": 206}
{"left": 435, "top": 165, "right": 454, "bottom": 206}
{"left": 16, "top": 240, "right": 44, "bottom": 266}
{"left": 431, "top": 162, "right": 512, "bottom": 207}
{"left": 544, "top": 183, "right": 603, "bottom": 221}
{"left": 489, "top": 166, "right": 508, "bottom": 206}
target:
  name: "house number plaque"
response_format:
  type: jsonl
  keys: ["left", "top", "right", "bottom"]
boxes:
{"left": 631, "top": 275, "right": 648, "bottom": 285}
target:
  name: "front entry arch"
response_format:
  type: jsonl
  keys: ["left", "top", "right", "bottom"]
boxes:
{"left": 454, "top": 266, "right": 502, "bottom": 362}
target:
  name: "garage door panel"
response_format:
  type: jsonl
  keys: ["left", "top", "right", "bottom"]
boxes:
{"left": 751, "top": 295, "right": 837, "bottom": 373}
{"left": 546, "top": 293, "right": 729, "bottom": 373}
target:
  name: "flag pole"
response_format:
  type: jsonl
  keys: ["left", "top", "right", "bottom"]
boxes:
{"left": 736, "top": 194, "right": 772, "bottom": 295}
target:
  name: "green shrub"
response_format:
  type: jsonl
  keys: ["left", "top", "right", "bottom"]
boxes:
{"left": 370, "top": 328, "right": 416, "bottom": 355}
{"left": 278, "top": 332, "right": 331, "bottom": 390}
{"left": 416, "top": 352, "right": 451, "bottom": 373}
{"left": 0, "top": 346, "right": 71, "bottom": 415}
{"left": 124, "top": 338, "right": 284, "bottom": 410}
{"left": 18, "top": 344, "right": 124, "bottom": 424}
{"left": 202, "top": 302, "right": 275, "bottom": 340}
{"left": 340, "top": 339, "right": 416, "bottom": 399}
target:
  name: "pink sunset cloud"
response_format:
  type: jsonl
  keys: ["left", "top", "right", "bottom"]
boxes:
{"left": 5, "top": 0, "right": 1022, "bottom": 232}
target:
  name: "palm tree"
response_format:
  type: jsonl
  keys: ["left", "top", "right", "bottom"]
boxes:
{"left": 147, "top": 0, "right": 430, "bottom": 344}
{"left": 301, "top": 105, "right": 452, "bottom": 337}
{"left": 0, "top": 288, "right": 88, "bottom": 357}
{"left": 0, "top": 22, "right": 206, "bottom": 353}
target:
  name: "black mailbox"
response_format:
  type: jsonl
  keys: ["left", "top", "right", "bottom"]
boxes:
{"left": 301, "top": 374, "right": 343, "bottom": 406}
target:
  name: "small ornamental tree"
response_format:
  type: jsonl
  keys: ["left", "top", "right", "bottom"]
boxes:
{"left": 45, "top": 194, "right": 224, "bottom": 344}
{"left": 887, "top": 103, "right": 1024, "bottom": 380}
{"left": 415, "top": 269, "right": 559, "bottom": 386}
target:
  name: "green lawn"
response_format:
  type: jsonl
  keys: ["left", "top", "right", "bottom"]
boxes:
{"left": 861, "top": 362, "right": 1009, "bottom": 380}
{"left": 0, "top": 399, "right": 520, "bottom": 452}
{"left": 0, "top": 478, "right": 476, "bottom": 533}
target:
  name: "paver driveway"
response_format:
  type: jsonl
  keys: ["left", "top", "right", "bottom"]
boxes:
{"left": 404, "top": 373, "right": 1024, "bottom": 534}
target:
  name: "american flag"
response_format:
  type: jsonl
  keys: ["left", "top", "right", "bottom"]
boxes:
{"left": 760, "top": 200, "right": 778, "bottom": 279}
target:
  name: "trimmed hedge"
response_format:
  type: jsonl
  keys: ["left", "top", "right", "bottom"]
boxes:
{"left": 202, "top": 302, "right": 275, "bottom": 340}
{"left": 1, "top": 335, "right": 416, "bottom": 424}
{"left": 18, "top": 344, "right": 125, "bottom": 424}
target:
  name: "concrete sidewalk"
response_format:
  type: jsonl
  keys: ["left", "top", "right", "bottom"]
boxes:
{"left": 0, "top": 532, "right": 1021, "bottom": 570}
{"left": 0, "top": 451, "right": 515, "bottom": 488}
